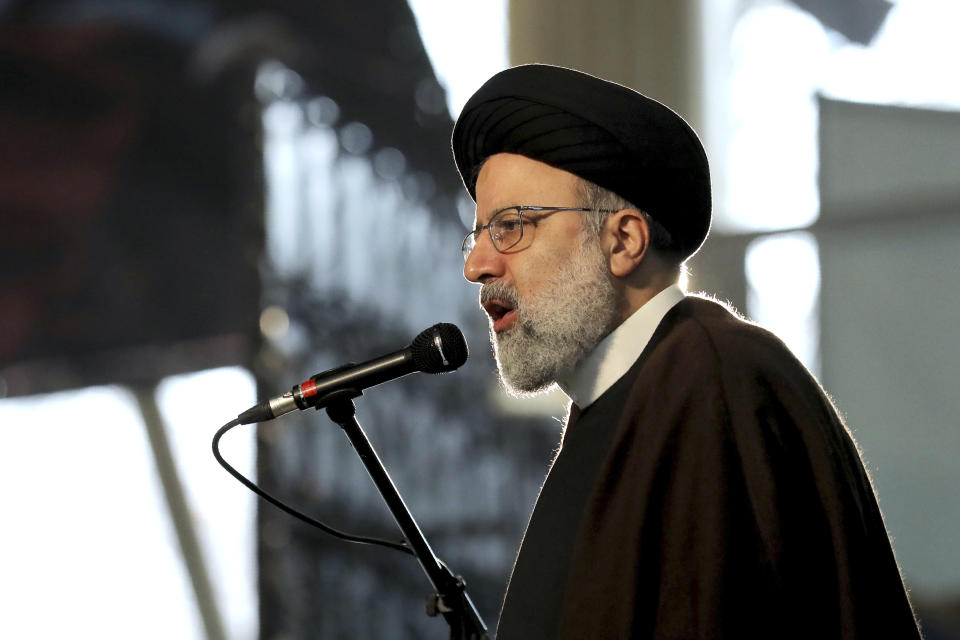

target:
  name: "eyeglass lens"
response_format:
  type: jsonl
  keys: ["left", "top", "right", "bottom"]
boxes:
{"left": 462, "top": 208, "right": 524, "bottom": 260}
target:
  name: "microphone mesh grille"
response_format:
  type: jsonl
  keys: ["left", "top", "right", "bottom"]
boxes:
{"left": 410, "top": 323, "right": 469, "bottom": 373}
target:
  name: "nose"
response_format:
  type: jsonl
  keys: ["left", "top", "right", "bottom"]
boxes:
{"left": 463, "top": 231, "right": 505, "bottom": 283}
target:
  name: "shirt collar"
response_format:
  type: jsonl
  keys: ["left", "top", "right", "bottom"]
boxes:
{"left": 557, "top": 284, "right": 685, "bottom": 409}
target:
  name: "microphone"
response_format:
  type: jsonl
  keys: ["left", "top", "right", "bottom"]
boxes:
{"left": 237, "top": 322, "right": 468, "bottom": 424}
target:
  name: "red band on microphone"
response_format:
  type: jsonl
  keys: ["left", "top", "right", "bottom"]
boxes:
{"left": 301, "top": 379, "right": 319, "bottom": 397}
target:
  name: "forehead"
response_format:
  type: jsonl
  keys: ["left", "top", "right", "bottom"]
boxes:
{"left": 474, "top": 153, "right": 582, "bottom": 221}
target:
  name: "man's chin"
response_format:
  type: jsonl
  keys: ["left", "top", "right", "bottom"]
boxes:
{"left": 497, "top": 369, "right": 558, "bottom": 398}
{"left": 494, "top": 348, "right": 561, "bottom": 398}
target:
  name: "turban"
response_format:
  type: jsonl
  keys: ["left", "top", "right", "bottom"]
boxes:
{"left": 452, "top": 64, "right": 711, "bottom": 259}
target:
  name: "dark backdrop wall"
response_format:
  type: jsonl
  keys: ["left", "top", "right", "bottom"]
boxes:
{"left": 0, "top": 5, "right": 261, "bottom": 394}
{"left": 1, "top": 2, "right": 557, "bottom": 638}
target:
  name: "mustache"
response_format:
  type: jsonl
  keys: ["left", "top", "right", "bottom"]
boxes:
{"left": 480, "top": 280, "right": 521, "bottom": 309}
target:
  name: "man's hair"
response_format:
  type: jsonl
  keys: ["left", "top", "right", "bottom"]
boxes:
{"left": 577, "top": 178, "right": 683, "bottom": 265}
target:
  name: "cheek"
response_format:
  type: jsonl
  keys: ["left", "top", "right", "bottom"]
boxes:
{"left": 510, "top": 252, "right": 565, "bottom": 301}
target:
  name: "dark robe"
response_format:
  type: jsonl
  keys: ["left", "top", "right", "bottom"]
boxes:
{"left": 497, "top": 296, "right": 922, "bottom": 639}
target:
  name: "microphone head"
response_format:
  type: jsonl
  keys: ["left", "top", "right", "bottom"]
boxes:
{"left": 410, "top": 323, "right": 469, "bottom": 373}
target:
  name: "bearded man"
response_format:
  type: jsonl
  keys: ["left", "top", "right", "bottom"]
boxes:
{"left": 453, "top": 64, "right": 922, "bottom": 640}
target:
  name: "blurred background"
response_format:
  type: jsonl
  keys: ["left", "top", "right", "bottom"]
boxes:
{"left": 1, "top": 0, "right": 957, "bottom": 638}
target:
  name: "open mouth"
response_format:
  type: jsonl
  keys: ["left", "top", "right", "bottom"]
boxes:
{"left": 482, "top": 299, "right": 518, "bottom": 333}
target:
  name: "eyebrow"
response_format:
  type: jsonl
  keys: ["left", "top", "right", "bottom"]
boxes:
{"left": 476, "top": 204, "right": 520, "bottom": 227}
{"left": 471, "top": 206, "right": 502, "bottom": 232}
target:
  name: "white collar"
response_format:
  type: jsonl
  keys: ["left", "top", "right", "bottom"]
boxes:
{"left": 557, "top": 284, "right": 685, "bottom": 409}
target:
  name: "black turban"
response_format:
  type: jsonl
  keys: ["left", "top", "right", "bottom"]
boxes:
{"left": 451, "top": 64, "right": 711, "bottom": 259}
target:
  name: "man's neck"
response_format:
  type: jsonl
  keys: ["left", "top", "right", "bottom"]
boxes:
{"left": 556, "top": 283, "right": 686, "bottom": 409}
{"left": 619, "top": 270, "right": 682, "bottom": 324}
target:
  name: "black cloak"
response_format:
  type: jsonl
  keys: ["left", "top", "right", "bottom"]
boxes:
{"left": 497, "top": 296, "right": 922, "bottom": 640}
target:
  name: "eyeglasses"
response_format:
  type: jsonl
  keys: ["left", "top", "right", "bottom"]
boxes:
{"left": 461, "top": 205, "right": 615, "bottom": 261}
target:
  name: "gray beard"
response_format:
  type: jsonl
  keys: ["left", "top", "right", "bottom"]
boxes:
{"left": 480, "top": 236, "right": 621, "bottom": 396}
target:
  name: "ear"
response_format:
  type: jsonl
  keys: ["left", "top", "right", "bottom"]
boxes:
{"left": 605, "top": 209, "right": 651, "bottom": 277}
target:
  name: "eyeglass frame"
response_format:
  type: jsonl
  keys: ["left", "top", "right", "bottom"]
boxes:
{"left": 461, "top": 205, "right": 618, "bottom": 261}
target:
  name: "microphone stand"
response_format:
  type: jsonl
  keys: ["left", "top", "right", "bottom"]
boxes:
{"left": 323, "top": 391, "right": 489, "bottom": 640}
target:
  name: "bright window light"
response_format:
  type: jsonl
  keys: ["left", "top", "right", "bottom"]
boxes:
{"left": 406, "top": 0, "right": 509, "bottom": 116}
{"left": 156, "top": 367, "right": 258, "bottom": 640}
{"left": 0, "top": 366, "right": 257, "bottom": 640}
{"left": 0, "top": 386, "right": 201, "bottom": 638}
{"left": 725, "top": 0, "right": 960, "bottom": 379}
{"left": 724, "top": 4, "right": 828, "bottom": 232}
{"left": 820, "top": 0, "right": 960, "bottom": 109}
{"left": 745, "top": 231, "right": 821, "bottom": 374}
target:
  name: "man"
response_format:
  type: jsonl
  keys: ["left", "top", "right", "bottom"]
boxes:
{"left": 452, "top": 64, "right": 922, "bottom": 639}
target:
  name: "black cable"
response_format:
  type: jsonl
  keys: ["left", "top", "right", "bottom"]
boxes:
{"left": 212, "top": 419, "right": 414, "bottom": 556}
